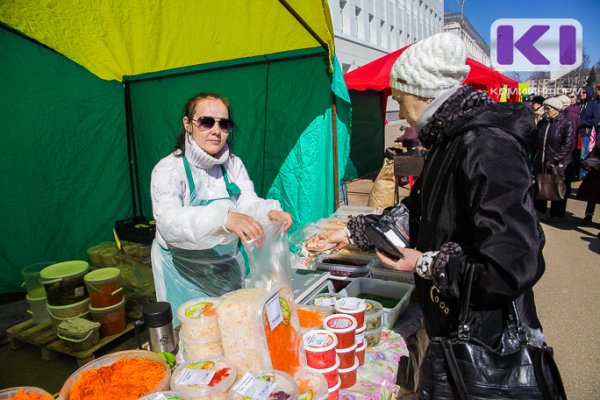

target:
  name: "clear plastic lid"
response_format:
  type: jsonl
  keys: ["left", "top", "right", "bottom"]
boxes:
{"left": 364, "top": 299, "right": 384, "bottom": 316}
{"left": 334, "top": 297, "right": 366, "bottom": 313}
{"left": 322, "top": 314, "right": 358, "bottom": 334}
{"left": 138, "top": 391, "right": 187, "bottom": 400}
{"left": 0, "top": 387, "right": 52, "bottom": 399}
{"left": 302, "top": 329, "right": 338, "bottom": 352}
{"left": 228, "top": 369, "right": 299, "bottom": 400}
{"left": 311, "top": 293, "right": 344, "bottom": 309}
{"left": 295, "top": 370, "right": 328, "bottom": 400}
{"left": 170, "top": 356, "right": 237, "bottom": 397}
{"left": 178, "top": 297, "right": 221, "bottom": 323}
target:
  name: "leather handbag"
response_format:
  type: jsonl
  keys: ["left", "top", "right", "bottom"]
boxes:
{"left": 419, "top": 264, "right": 567, "bottom": 400}
{"left": 535, "top": 167, "right": 566, "bottom": 202}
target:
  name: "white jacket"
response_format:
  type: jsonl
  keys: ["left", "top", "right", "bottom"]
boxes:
{"left": 151, "top": 139, "right": 281, "bottom": 250}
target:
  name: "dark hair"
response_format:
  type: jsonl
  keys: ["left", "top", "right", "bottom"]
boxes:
{"left": 531, "top": 96, "right": 545, "bottom": 106}
{"left": 174, "top": 93, "right": 232, "bottom": 157}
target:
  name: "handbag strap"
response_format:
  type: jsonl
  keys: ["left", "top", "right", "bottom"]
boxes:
{"left": 441, "top": 339, "right": 471, "bottom": 400}
{"left": 534, "top": 346, "right": 568, "bottom": 400}
{"left": 457, "top": 263, "right": 475, "bottom": 340}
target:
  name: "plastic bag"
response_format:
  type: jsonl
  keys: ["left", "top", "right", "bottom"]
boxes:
{"left": 368, "top": 158, "right": 396, "bottom": 208}
{"left": 244, "top": 221, "right": 292, "bottom": 290}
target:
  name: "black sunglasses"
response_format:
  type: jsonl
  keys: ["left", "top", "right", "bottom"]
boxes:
{"left": 192, "top": 116, "right": 234, "bottom": 132}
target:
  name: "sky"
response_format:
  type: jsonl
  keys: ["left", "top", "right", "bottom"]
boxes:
{"left": 444, "top": 0, "right": 600, "bottom": 80}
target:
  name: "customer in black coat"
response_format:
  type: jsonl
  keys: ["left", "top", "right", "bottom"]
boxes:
{"left": 533, "top": 96, "right": 575, "bottom": 218}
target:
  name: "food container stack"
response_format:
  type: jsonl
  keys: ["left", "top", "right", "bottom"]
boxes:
{"left": 170, "top": 356, "right": 236, "bottom": 400}
{"left": 178, "top": 297, "right": 224, "bottom": 360}
{"left": 364, "top": 300, "right": 384, "bottom": 348}
{"left": 85, "top": 267, "right": 127, "bottom": 337}
{"left": 57, "top": 318, "right": 101, "bottom": 351}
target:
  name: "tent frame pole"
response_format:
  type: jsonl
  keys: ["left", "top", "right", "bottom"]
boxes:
{"left": 332, "top": 94, "right": 340, "bottom": 210}
{"left": 124, "top": 82, "right": 143, "bottom": 217}
{"left": 277, "top": 0, "right": 329, "bottom": 51}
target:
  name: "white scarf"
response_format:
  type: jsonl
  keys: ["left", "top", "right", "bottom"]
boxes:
{"left": 184, "top": 134, "right": 229, "bottom": 169}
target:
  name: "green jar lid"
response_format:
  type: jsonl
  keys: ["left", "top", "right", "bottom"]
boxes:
{"left": 40, "top": 261, "right": 89, "bottom": 280}
{"left": 84, "top": 267, "right": 121, "bottom": 283}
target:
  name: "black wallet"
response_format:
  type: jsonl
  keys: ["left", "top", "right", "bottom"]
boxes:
{"left": 364, "top": 204, "right": 412, "bottom": 261}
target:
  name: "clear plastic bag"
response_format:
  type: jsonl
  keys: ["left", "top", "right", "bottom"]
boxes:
{"left": 244, "top": 221, "right": 292, "bottom": 290}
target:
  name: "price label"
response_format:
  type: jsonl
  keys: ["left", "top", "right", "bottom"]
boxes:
{"left": 176, "top": 368, "right": 215, "bottom": 386}
{"left": 232, "top": 373, "right": 276, "bottom": 400}
{"left": 315, "top": 297, "right": 337, "bottom": 307}
{"left": 265, "top": 293, "right": 283, "bottom": 331}
{"left": 337, "top": 297, "right": 365, "bottom": 310}
{"left": 305, "top": 332, "right": 330, "bottom": 348}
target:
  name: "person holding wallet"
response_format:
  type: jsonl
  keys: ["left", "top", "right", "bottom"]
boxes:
{"left": 318, "top": 32, "right": 563, "bottom": 398}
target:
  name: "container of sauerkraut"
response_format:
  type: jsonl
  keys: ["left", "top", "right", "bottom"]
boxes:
{"left": 178, "top": 297, "right": 221, "bottom": 339}
{"left": 228, "top": 370, "right": 299, "bottom": 400}
{"left": 170, "top": 356, "right": 236, "bottom": 400}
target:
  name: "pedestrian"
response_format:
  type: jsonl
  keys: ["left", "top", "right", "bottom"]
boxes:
{"left": 578, "top": 85, "right": 600, "bottom": 177}
{"left": 317, "top": 32, "right": 563, "bottom": 398}
{"left": 150, "top": 92, "right": 292, "bottom": 319}
{"left": 576, "top": 141, "right": 600, "bottom": 225}
{"left": 533, "top": 97, "right": 575, "bottom": 219}
{"left": 562, "top": 92, "right": 581, "bottom": 180}
{"left": 531, "top": 95, "right": 546, "bottom": 126}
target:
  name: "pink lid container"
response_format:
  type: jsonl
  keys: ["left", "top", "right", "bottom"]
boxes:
{"left": 307, "top": 355, "right": 340, "bottom": 389}
{"left": 338, "top": 356, "right": 359, "bottom": 389}
{"left": 335, "top": 342, "right": 357, "bottom": 369}
{"left": 356, "top": 341, "right": 367, "bottom": 366}
{"left": 326, "top": 377, "right": 341, "bottom": 400}
{"left": 303, "top": 329, "right": 338, "bottom": 369}
{"left": 335, "top": 298, "right": 366, "bottom": 329}
{"left": 322, "top": 314, "right": 357, "bottom": 349}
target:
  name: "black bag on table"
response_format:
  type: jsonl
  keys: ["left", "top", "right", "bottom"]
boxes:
{"left": 419, "top": 264, "right": 567, "bottom": 400}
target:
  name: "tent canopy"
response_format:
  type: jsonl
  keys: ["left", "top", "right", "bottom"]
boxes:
{"left": 344, "top": 44, "right": 519, "bottom": 102}
{"left": 0, "top": 1, "right": 351, "bottom": 294}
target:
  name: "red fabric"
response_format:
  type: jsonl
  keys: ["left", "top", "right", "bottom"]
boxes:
{"left": 344, "top": 44, "right": 519, "bottom": 103}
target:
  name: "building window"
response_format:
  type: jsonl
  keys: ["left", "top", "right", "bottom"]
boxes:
{"left": 381, "top": 19, "right": 388, "bottom": 48}
{"left": 355, "top": 6, "right": 365, "bottom": 39}
{"left": 369, "top": 13, "right": 376, "bottom": 44}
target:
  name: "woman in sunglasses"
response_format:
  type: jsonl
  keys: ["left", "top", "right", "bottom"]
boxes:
{"left": 150, "top": 92, "right": 292, "bottom": 320}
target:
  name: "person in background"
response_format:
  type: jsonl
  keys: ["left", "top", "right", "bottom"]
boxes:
{"left": 531, "top": 95, "right": 546, "bottom": 126}
{"left": 150, "top": 92, "right": 292, "bottom": 318}
{"left": 576, "top": 141, "right": 600, "bottom": 225}
{"left": 318, "top": 32, "right": 550, "bottom": 398}
{"left": 562, "top": 92, "right": 581, "bottom": 180}
{"left": 533, "top": 97, "right": 575, "bottom": 219}
{"left": 579, "top": 85, "right": 600, "bottom": 178}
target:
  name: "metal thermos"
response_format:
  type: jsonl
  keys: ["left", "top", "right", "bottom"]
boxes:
{"left": 136, "top": 302, "right": 177, "bottom": 353}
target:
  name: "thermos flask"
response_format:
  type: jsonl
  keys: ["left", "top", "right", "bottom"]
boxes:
{"left": 135, "top": 301, "right": 177, "bottom": 353}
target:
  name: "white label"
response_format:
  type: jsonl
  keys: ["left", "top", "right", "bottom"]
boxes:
{"left": 74, "top": 286, "right": 85, "bottom": 298}
{"left": 305, "top": 332, "right": 330, "bottom": 348}
{"left": 176, "top": 368, "right": 216, "bottom": 386}
{"left": 265, "top": 293, "right": 283, "bottom": 331}
{"left": 232, "top": 373, "right": 277, "bottom": 400}
{"left": 315, "top": 297, "right": 337, "bottom": 307}
{"left": 383, "top": 227, "right": 407, "bottom": 248}
{"left": 337, "top": 297, "right": 365, "bottom": 310}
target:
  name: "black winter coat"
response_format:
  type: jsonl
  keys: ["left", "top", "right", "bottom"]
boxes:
{"left": 533, "top": 113, "right": 575, "bottom": 174}
{"left": 409, "top": 87, "right": 545, "bottom": 348}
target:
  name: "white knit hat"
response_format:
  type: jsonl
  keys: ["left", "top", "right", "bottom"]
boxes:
{"left": 390, "top": 32, "right": 471, "bottom": 98}
{"left": 557, "top": 94, "right": 571, "bottom": 107}
{"left": 543, "top": 97, "right": 564, "bottom": 111}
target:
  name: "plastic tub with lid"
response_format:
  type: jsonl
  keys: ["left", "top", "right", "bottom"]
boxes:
{"left": 177, "top": 297, "right": 221, "bottom": 339}
{"left": 26, "top": 293, "right": 51, "bottom": 326}
{"left": 47, "top": 297, "right": 91, "bottom": 330}
{"left": 89, "top": 298, "right": 127, "bottom": 336}
{"left": 180, "top": 330, "right": 224, "bottom": 360}
{"left": 322, "top": 314, "right": 357, "bottom": 349}
{"left": 40, "top": 260, "right": 89, "bottom": 306}
{"left": 86, "top": 242, "right": 115, "bottom": 267}
{"left": 0, "top": 387, "right": 52, "bottom": 399}
{"left": 139, "top": 391, "right": 188, "bottom": 400}
{"left": 335, "top": 342, "right": 356, "bottom": 369}
{"left": 228, "top": 369, "right": 299, "bottom": 400}
{"left": 170, "top": 356, "right": 236, "bottom": 400}
{"left": 306, "top": 356, "right": 340, "bottom": 389}
{"left": 334, "top": 297, "right": 366, "bottom": 329}
{"left": 303, "top": 329, "right": 338, "bottom": 369}
{"left": 364, "top": 324, "right": 383, "bottom": 348}
{"left": 295, "top": 370, "right": 328, "bottom": 400}
{"left": 60, "top": 350, "right": 171, "bottom": 399}
{"left": 356, "top": 341, "right": 367, "bottom": 366}
{"left": 354, "top": 325, "right": 365, "bottom": 348}
{"left": 57, "top": 317, "right": 101, "bottom": 351}
{"left": 338, "top": 357, "right": 359, "bottom": 389}
{"left": 326, "top": 377, "right": 341, "bottom": 400}
{"left": 364, "top": 299, "right": 383, "bottom": 330}
{"left": 84, "top": 267, "right": 123, "bottom": 308}
{"left": 21, "top": 260, "right": 55, "bottom": 297}
{"left": 310, "top": 293, "right": 344, "bottom": 310}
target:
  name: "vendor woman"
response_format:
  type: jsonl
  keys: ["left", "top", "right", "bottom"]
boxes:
{"left": 150, "top": 92, "right": 292, "bottom": 317}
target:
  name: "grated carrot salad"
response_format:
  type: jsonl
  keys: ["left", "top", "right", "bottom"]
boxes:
{"left": 68, "top": 357, "right": 165, "bottom": 400}
{"left": 6, "top": 391, "right": 52, "bottom": 400}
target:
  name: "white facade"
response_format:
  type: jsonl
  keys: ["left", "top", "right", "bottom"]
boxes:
{"left": 329, "top": 0, "right": 445, "bottom": 119}
{"left": 443, "top": 13, "right": 490, "bottom": 66}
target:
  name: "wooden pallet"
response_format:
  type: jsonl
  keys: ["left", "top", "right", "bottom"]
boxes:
{"left": 7, "top": 319, "right": 135, "bottom": 366}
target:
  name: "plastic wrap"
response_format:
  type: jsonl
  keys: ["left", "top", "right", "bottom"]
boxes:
{"left": 244, "top": 221, "right": 292, "bottom": 290}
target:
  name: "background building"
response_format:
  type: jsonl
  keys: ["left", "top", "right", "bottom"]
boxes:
{"left": 443, "top": 12, "right": 490, "bottom": 66}
{"left": 329, "top": 0, "right": 444, "bottom": 120}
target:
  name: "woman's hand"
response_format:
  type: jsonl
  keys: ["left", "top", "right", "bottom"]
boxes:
{"left": 268, "top": 210, "right": 293, "bottom": 232}
{"left": 226, "top": 212, "right": 264, "bottom": 244}
{"left": 376, "top": 247, "right": 422, "bottom": 273}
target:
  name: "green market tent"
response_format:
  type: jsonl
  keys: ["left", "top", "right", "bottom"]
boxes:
{"left": 0, "top": 1, "right": 351, "bottom": 294}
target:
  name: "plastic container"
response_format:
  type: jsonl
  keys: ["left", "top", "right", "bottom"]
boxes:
{"left": 139, "top": 391, "right": 187, "bottom": 400}
{"left": 296, "top": 304, "right": 333, "bottom": 330}
{"left": 338, "top": 357, "right": 359, "bottom": 389}
{"left": 303, "top": 329, "right": 338, "bottom": 369}
{"left": 364, "top": 299, "right": 383, "bottom": 330}
{"left": 335, "top": 342, "right": 357, "bottom": 369}
{"left": 228, "top": 369, "right": 299, "bottom": 400}
{"left": 306, "top": 356, "right": 340, "bottom": 389}
{"left": 322, "top": 314, "right": 357, "bottom": 349}
{"left": 370, "top": 261, "right": 415, "bottom": 284}
{"left": 356, "top": 341, "right": 367, "bottom": 366}
{"left": 0, "top": 387, "right": 52, "bottom": 399}
{"left": 364, "top": 325, "right": 383, "bottom": 348}
{"left": 295, "top": 370, "right": 328, "bottom": 400}
{"left": 170, "top": 356, "right": 236, "bottom": 400}
{"left": 89, "top": 298, "right": 127, "bottom": 336}
{"left": 178, "top": 297, "right": 221, "bottom": 339}
{"left": 326, "top": 377, "right": 341, "bottom": 400}
{"left": 86, "top": 242, "right": 115, "bottom": 266}
{"left": 180, "top": 330, "right": 224, "bottom": 360}
{"left": 99, "top": 246, "right": 121, "bottom": 267}
{"left": 84, "top": 267, "right": 123, "bottom": 308}
{"left": 26, "top": 293, "right": 51, "bottom": 325}
{"left": 340, "top": 277, "right": 414, "bottom": 328}
{"left": 40, "top": 260, "right": 90, "bottom": 306}
{"left": 315, "top": 254, "right": 374, "bottom": 278}
{"left": 21, "top": 260, "right": 55, "bottom": 297}
{"left": 47, "top": 297, "right": 91, "bottom": 330}
{"left": 310, "top": 293, "right": 344, "bottom": 309}
{"left": 57, "top": 318, "right": 101, "bottom": 351}
{"left": 334, "top": 297, "right": 366, "bottom": 329}
{"left": 354, "top": 325, "right": 365, "bottom": 348}
{"left": 333, "top": 205, "right": 383, "bottom": 217}
{"left": 60, "top": 350, "right": 171, "bottom": 399}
